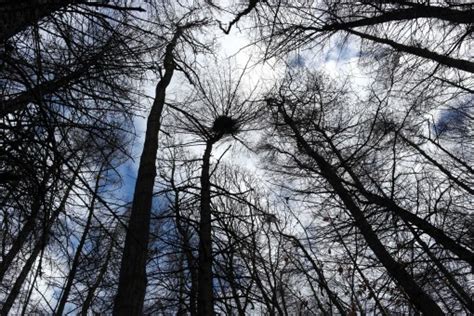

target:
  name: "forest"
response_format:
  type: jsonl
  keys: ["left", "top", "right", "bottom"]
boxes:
{"left": 0, "top": 0, "right": 473, "bottom": 315}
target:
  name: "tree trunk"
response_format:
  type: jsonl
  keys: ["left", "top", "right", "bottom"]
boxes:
{"left": 400, "top": 135, "right": 474, "bottom": 195}
{"left": 80, "top": 240, "right": 114, "bottom": 315}
{"left": 174, "top": 193, "right": 198, "bottom": 315}
{"left": 279, "top": 232, "right": 347, "bottom": 315}
{"left": 1, "top": 62, "right": 91, "bottom": 118}
{"left": 0, "top": 170, "right": 76, "bottom": 283}
{"left": 325, "top": 6, "right": 474, "bottom": 29}
{"left": 276, "top": 102, "right": 444, "bottom": 315}
{"left": 0, "top": 181, "right": 69, "bottom": 315}
{"left": 368, "top": 193, "right": 474, "bottom": 268}
{"left": 0, "top": 198, "right": 41, "bottom": 284}
{"left": 113, "top": 28, "right": 183, "bottom": 315}
{"left": 320, "top": 130, "right": 474, "bottom": 267}
{"left": 346, "top": 28, "right": 474, "bottom": 73}
{"left": 1, "top": 239, "right": 43, "bottom": 315}
{"left": 406, "top": 223, "right": 473, "bottom": 313}
{"left": 54, "top": 173, "right": 100, "bottom": 316}
{"left": 197, "top": 140, "right": 215, "bottom": 316}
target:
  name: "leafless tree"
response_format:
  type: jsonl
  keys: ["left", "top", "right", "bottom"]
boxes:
{"left": 260, "top": 68, "right": 472, "bottom": 314}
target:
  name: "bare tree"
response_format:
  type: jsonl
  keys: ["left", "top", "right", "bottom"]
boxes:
{"left": 113, "top": 6, "right": 210, "bottom": 313}
{"left": 261, "top": 69, "right": 472, "bottom": 314}
{"left": 0, "top": 0, "right": 145, "bottom": 43}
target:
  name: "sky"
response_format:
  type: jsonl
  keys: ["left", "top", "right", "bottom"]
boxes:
{"left": 18, "top": 2, "right": 473, "bottom": 313}
{"left": 116, "top": 12, "right": 286, "bottom": 200}
{"left": 118, "top": 9, "right": 368, "bottom": 202}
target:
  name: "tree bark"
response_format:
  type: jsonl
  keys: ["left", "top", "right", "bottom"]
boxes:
{"left": 275, "top": 101, "right": 444, "bottom": 315}
{"left": 197, "top": 140, "right": 215, "bottom": 316}
{"left": 112, "top": 28, "right": 183, "bottom": 315}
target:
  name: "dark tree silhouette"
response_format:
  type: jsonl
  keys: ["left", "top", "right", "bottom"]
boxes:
{"left": 113, "top": 13, "right": 210, "bottom": 314}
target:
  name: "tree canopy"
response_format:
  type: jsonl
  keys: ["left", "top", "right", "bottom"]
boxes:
{"left": 1, "top": 1, "right": 472, "bottom": 315}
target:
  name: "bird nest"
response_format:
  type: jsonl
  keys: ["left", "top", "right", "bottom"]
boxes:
{"left": 212, "top": 115, "right": 239, "bottom": 136}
